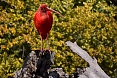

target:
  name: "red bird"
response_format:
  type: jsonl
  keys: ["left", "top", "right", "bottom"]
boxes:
{"left": 34, "top": 4, "right": 63, "bottom": 51}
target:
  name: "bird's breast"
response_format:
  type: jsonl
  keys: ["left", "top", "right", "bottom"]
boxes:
{"left": 37, "top": 12, "right": 52, "bottom": 33}
{"left": 34, "top": 11, "right": 53, "bottom": 39}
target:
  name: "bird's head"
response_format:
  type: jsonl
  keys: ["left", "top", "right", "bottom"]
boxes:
{"left": 39, "top": 4, "right": 47, "bottom": 12}
{"left": 39, "top": 4, "right": 63, "bottom": 17}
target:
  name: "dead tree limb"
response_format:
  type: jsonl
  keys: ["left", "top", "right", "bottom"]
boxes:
{"left": 66, "top": 41, "right": 110, "bottom": 78}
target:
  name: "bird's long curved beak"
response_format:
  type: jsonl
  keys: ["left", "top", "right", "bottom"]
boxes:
{"left": 47, "top": 7, "right": 63, "bottom": 17}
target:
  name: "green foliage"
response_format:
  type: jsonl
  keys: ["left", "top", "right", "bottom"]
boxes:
{"left": 0, "top": 52, "right": 23, "bottom": 78}
{"left": 0, "top": 0, "right": 117, "bottom": 77}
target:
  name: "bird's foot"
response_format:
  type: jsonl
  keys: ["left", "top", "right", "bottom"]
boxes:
{"left": 40, "top": 48, "right": 44, "bottom": 52}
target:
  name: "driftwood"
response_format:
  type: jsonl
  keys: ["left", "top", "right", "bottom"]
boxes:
{"left": 66, "top": 41, "right": 110, "bottom": 78}
{"left": 14, "top": 41, "right": 110, "bottom": 78}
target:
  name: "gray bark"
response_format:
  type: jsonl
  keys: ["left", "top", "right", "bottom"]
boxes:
{"left": 66, "top": 41, "right": 110, "bottom": 78}
{"left": 14, "top": 41, "right": 110, "bottom": 78}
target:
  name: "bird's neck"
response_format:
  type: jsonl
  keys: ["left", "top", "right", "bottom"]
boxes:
{"left": 38, "top": 10, "right": 49, "bottom": 18}
{"left": 38, "top": 8, "right": 46, "bottom": 13}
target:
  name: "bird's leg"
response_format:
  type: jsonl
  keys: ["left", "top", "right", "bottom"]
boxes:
{"left": 46, "top": 33, "right": 51, "bottom": 52}
{"left": 41, "top": 36, "right": 43, "bottom": 51}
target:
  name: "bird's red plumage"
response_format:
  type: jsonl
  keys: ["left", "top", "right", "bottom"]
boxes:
{"left": 34, "top": 7, "right": 53, "bottom": 39}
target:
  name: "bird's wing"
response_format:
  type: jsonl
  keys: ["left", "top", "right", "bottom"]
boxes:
{"left": 47, "top": 11, "right": 53, "bottom": 31}
{"left": 34, "top": 12, "right": 40, "bottom": 30}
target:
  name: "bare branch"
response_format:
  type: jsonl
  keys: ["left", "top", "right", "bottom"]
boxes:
{"left": 66, "top": 41, "right": 110, "bottom": 78}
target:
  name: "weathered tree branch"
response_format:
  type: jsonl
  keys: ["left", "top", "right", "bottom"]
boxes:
{"left": 14, "top": 41, "right": 110, "bottom": 78}
{"left": 66, "top": 41, "right": 110, "bottom": 78}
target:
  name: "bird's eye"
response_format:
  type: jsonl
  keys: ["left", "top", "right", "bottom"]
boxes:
{"left": 41, "top": 7, "right": 46, "bottom": 12}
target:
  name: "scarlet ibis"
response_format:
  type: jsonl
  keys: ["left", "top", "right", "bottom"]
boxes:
{"left": 34, "top": 4, "right": 63, "bottom": 51}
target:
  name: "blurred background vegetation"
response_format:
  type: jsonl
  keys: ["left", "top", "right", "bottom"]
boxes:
{"left": 0, "top": 0, "right": 117, "bottom": 78}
